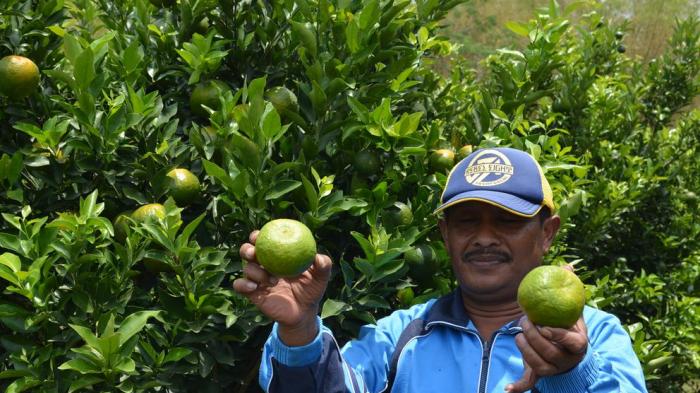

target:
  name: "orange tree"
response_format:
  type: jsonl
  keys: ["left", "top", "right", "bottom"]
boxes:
{"left": 0, "top": 0, "right": 699, "bottom": 392}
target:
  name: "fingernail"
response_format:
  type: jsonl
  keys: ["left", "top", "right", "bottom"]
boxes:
{"left": 245, "top": 249, "right": 254, "bottom": 259}
{"left": 245, "top": 282, "right": 258, "bottom": 291}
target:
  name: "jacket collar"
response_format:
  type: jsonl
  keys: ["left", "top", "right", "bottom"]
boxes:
{"left": 424, "top": 289, "right": 523, "bottom": 333}
{"left": 424, "top": 289, "right": 471, "bottom": 328}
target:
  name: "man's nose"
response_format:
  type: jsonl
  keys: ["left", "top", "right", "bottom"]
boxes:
{"left": 471, "top": 222, "right": 500, "bottom": 248}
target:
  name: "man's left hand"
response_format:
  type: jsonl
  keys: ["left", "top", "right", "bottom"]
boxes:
{"left": 505, "top": 316, "right": 588, "bottom": 393}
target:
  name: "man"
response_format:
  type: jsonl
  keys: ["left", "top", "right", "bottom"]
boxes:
{"left": 233, "top": 147, "right": 648, "bottom": 393}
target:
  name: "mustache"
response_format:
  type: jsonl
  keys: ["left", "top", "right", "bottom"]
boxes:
{"left": 462, "top": 248, "right": 511, "bottom": 262}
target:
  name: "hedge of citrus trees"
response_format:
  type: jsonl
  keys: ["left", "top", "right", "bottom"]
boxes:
{"left": 1, "top": 0, "right": 698, "bottom": 392}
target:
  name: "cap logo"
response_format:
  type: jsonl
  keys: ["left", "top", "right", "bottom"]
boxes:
{"left": 465, "top": 149, "right": 514, "bottom": 187}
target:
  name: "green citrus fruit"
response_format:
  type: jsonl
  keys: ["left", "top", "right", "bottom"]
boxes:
{"left": 131, "top": 203, "right": 166, "bottom": 223}
{"left": 396, "top": 287, "right": 415, "bottom": 307}
{"left": 255, "top": 219, "right": 317, "bottom": 278}
{"left": 165, "top": 168, "right": 201, "bottom": 206}
{"left": 193, "top": 17, "right": 210, "bottom": 35}
{"left": 517, "top": 265, "right": 586, "bottom": 328}
{"left": 114, "top": 211, "right": 132, "bottom": 241}
{"left": 457, "top": 144, "right": 473, "bottom": 160}
{"left": 430, "top": 149, "right": 456, "bottom": 172}
{"left": 354, "top": 150, "right": 381, "bottom": 176}
{"left": 383, "top": 202, "right": 413, "bottom": 228}
{"left": 405, "top": 244, "right": 439, "bottom": 276}
{"left": 0, "top": 55, "right": 40, "bottom": 99}
{"left": 266, "top": 86, "right": 299, "bottom": 113}
{"left": 190, "top": 80, "right": 231, "bottom": 117}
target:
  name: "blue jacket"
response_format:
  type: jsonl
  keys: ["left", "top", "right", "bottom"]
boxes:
{"left": 259, "top": 291, "right": 647, "bottom": 393}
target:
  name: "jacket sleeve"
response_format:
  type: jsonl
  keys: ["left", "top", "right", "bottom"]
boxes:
{"left": 535, "top": 307, "right": 648, "bottom": 393}
{"left": 259, "top": 303, "right": 432, "bottom": 393}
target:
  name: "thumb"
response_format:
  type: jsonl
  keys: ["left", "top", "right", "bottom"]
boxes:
{"left": 308, "top": 254, "right": 332, "bottom": 281}
{"left": 505, "top": 365, "right": 538, "bottom": 393}
{"left": 540, "top": 325, "right": 588, "bottom": 354}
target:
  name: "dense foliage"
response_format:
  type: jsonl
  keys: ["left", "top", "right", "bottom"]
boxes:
{"left": 0, "top": 0, "right": 698, "bottom": 392}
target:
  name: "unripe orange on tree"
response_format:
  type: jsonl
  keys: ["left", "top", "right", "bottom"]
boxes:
{"left": 430, "top": 149, "right": 456, "bottom": 172}
{"left": 354, "top": 150, "right": 381, "bottom": 176}
{"left": 383, "top": 202, "right": 413, "bottom": 228}
{"left": 517, "top": 265, "right": 586, "bottom": 328}
{"left": 265, "top": 86, "right": 299, "bottom": 114}
{"left": 190, "top": 80, "right": 231, "bottom": 118}
{"left": 404, "top": 244, "right": 439, "bottom": 279}
{"left": 131, "top": 203, "right": 166, "bottom": 223}
{"left": 457, "top": 144, "right": 473, "bottom": 160}
{"left": 0, "top": 55, "right": 40, "bottom": 99}
{"left": 113, "top": 211, "right": 132, "bottom": 241}
{"left": 255, "top": 219, "right": 317, "bottom": 278}
{"left": 165, "top": 168, "right": 201, "bottom": 206}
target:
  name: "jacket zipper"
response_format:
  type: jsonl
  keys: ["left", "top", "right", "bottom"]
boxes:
{"left": 478, "top": 332, "right": 502, "bottom": 393}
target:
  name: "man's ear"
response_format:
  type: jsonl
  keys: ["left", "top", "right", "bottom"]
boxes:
{"left": 541, "top": 214, "right": 561, "bottom": 252}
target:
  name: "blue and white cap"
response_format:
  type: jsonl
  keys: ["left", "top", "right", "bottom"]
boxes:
{"left": 435, "top": 147, "right": 555, "bottom": 217}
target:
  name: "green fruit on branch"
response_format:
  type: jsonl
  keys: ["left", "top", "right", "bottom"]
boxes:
{"left": 430, "top": 149, "right": 456, "bottom": 172}
{"left": 132, "top": 203, "right": 166, "bottom": 223}
{"left": 0, "top": 55, "right": 40, "bottom": 99}
{"left": 165, "top": 168, "right": 201, "bottom": 206}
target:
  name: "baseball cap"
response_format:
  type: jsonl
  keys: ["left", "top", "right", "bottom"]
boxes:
{"left": 435, "top": 147, "right": 554, "bottom": 217}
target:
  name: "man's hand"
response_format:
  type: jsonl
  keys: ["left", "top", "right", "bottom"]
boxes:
{"left": 505, "top": 316, "right": 588, "bottom": 393}
{"left": 233, "top": 230, "right": 333, "bottom": 346}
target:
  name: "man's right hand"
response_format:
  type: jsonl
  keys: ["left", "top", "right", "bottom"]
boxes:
{"left": 232, "top": 230, "right": 333, "bottom": 346}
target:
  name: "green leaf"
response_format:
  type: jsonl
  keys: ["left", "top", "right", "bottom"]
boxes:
{"left": 290, "top": 21, "right": 317, "bottom": 57}
{"left": 357, "top": 294, "right": 390, "bottom": 309}
{"left": 58, "top": 358, "right": 101, "bottom": 374}
{"left": 265, "top": 180, "right": 302, "bottom": 200}
{"left": 163, "top": 347, "right": 193, "bottom": 364}
{"left": 321, "top": 299, "right": 348, "bottom": 319}
{"left": 69, "top": 324, "right": 101, "bottom": 350}
{"left": 345, "top": 20, "right": 361, "bottom": 53}
{"left": 301, "top": 174, "right": 319, "bottom": 212}
{"left": 309, "top": 81, "right": 328, "bottom": 115}
{"left": 359, "top": 0, "right": 380, "bottom": 30}
{"left": 114, "top": 357, "right": 136, "bottom": 373}
{"left": 0, "top": 253, "right": 21, "bottom": 273}
{"left": 261, "top": 103, "right": 282, "bottom": 140}
{"left": 96, "top": 333, "right": 121, "bottom": 359}
{"left": 79, "top": 190, "right": 101, "bottom": 218}
{"left": 179, "top": 213, "right": 206, "bottom": 246}
{"left": 5, "top": 377, "right": 41, "bottom": 393}
{"left": 203, "top": 160, "right": 242, "bottom": 196}
{"left": 63, "top": 34, "right": 82, "bottom": 66}
{"left": 347, "top": 96, "right": 369, "bottom": 123}
{"left": 74, "top": 47, "right": 96, "bottom": 89}
{"left": 117, "top": 310, "right": 162, "bottom": 346}
{"left": 505, "top": 21, "right": 530, "bottom": 37}
{"left": 68, "top": 376, "right": 103, "bottom": 393}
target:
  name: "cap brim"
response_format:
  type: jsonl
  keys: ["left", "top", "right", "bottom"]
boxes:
{"left": 434, "top": 190, "right": 543, "bottom": 217}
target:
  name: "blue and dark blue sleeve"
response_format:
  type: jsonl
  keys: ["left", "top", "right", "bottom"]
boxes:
{"left": 259, "top": 317, "right": 364, "bottom": 393}
{"left": 536, "top": 307, "right": 648, "bottom": 393}
{"left": 258, "top": 302, "right": 434, "bottom": 393}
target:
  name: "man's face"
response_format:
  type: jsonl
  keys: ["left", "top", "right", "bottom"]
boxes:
{"left": 438, "top": 201, "right": 560, "bottom": 304}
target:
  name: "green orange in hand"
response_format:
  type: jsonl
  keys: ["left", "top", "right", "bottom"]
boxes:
{"left": 255, "top": 219, "right": 317, "bottom": 278}
{"left": 517, "top": 265, "right": 586, "bottom": 328}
